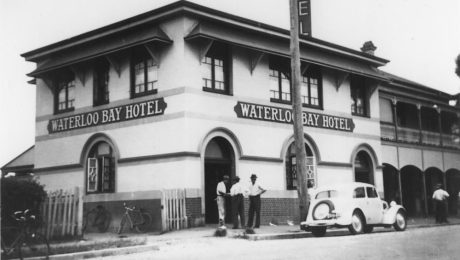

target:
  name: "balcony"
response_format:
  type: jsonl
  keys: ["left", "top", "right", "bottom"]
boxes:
{"left": 380, "top": 123, "right": 459, "bottom": 149}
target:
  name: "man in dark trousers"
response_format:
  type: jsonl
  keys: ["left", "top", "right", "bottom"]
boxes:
{"left": 230, "top": 176, "right": 245, "bottom": 229}
{"left": 432, "top": 183, "right": 449, "bottom": 223}
{"left": 247, "top": 174, "right": 266, "bottom": 228}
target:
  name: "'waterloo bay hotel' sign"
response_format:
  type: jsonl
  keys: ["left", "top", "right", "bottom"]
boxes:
{"left": 48, "top": 98, "right": 167, "bottom": 133}
{"left": 234, "top": 101, "right": 355, "bottom": 132}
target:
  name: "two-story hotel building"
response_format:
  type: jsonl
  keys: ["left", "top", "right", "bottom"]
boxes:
{"left": 3, "top": 1, "right": 459, "bottom": 231}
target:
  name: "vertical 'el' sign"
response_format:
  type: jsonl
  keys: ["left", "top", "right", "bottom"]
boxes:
{"left": 298, "top": 0, "right": 312, "bottom": 37}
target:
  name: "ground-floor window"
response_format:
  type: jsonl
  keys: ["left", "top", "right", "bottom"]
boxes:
{"left": 286, "top": 142, "right": 316, "bottom": 190}
{"left": 86, "top": 141, "right": 115, "bottom": 193}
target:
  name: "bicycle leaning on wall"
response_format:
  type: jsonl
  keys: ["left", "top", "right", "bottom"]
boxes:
{"left": 1, "top": 209, "right": 50, "bottom": 260}
{"left": 82, "top": 205, "right": 112, "bottom": 233}
{"left": 117, "top": 203, "right": 152, "bottom": 234}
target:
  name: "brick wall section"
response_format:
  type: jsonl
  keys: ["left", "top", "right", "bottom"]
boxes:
{"left": 186, "top": 197, "right": 203, "bottom": 227}
{"left": 243, "top": 198, "right": 300, "bottom": 225}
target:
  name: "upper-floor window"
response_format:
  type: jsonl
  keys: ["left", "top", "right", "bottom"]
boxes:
{"left": 93, "top": 59, "right": 110, "bottom": 106}
{"left": 55, "top": 72, "right": 75, "bottom": 114}
{"left": 201, "top": 43, "right": 230, "bottom": 94}
{"left": 379, "top": 98, "right": 394, "bottom": 123}
{"left": 350, "top": 76, "right": 368, "bottom": 116}
{"left": 301, "top": 67, "right": 322, "bottom": 108}
{"left": 131, "top": 49, "right": 158, "bottom": 98}
{"left": 270, "top": 58, "right": 291, "bottom": 104}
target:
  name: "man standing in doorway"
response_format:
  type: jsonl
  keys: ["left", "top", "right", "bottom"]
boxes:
{"left": 216, "top": 175, "right": 229, "bottom": 226}
{"left": 432, "top": 183, "right": 449, "bottom": 223}
{"left": 230, "top": 176, "right": 245, "bottom": 229}
{"left": 247, "top": 174, "right": 266, "bottom": 228}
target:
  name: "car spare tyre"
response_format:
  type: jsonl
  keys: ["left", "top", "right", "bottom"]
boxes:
{"left": 312, "top": 200, "right": 335, "bottom": 220}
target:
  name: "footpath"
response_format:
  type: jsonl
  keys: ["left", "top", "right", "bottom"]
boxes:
{"left": 24, "top": 216, "right": 460, "bottom": 260}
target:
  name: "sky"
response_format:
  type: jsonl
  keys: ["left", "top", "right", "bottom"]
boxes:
{"left": 0, "top": 0, "right": 459, "bottom": 167}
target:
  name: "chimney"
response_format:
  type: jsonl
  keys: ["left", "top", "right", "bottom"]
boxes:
{"left": 361, "top": 41, "right": 377, "bottom": 55}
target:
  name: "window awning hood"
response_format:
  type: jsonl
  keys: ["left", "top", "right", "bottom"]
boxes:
{"left": 25, "top": 25, "right": 172, "bottom": 77}
{"left": 185, "top": 21, "right": 388, "bottom": 82}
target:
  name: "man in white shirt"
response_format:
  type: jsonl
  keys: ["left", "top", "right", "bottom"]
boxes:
{"left": 247, "top": 174, "right": 266, "bottom": 228}
{"left": 216, "top": 175, "right": 229, "bottom": 226}
{"left": 432, "top": 183, "right": 449, "bottom": 223}
{"left": 230, "top": 176, "right": 245, "bottom": 229}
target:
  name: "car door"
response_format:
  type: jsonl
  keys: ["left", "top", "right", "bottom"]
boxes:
{"left": 353, "top": 187, "right": 370, "bottom": 221}
{"left": 365, "top": 186, "right": 383, "bottom": 224}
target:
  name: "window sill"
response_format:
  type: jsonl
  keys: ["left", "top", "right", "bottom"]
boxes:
{"left": 202, "top": 87, "right": 231, "bottom": 96}
{"left": 270, "top": 98, "right": 292, "bottom": 105}
{"left": 54, "top": 107, "right": 75, "bottom": 115}
{"left": 302, "top": 104, "right": 323, "bottom": 110}
{"left": 93, "top": 101, "right": 110, "bottom": 107}
{"left": 131, "top": 89, "right": 158, "bottom": 99}
{"left": 352, "top": 113, "right": 370, "bottom": 118}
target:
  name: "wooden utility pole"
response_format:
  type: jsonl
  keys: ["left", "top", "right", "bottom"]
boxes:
{"left": 289, "top": 0, "right": 309, "bottom": 222}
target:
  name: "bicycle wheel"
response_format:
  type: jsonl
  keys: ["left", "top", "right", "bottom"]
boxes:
{"left": 135, "top": 212, "right": 152, "bottom": 233}
{"left": 117, "top": 215, "right": 127, "bottom": 234}
{"left": 1, "top": 227, "right": 23, "bottom": 259}
{"left": 94, "top": 211, "right": 111, "bottom": 233}
{"left": 21, "top": 232, "right": 50, "bottom": 260}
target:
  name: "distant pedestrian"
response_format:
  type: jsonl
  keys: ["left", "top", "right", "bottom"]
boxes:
{"left": 230, "top": 176, "right": 245, "bottom": 229}
{"left": 432, "top": 183, "right": 449, "bottom": 223}
{"left": 216, "top": 175, "right": 229, "bottom": 226}
{"left": 247, "top": 174, "right": 266, "bottom": 228}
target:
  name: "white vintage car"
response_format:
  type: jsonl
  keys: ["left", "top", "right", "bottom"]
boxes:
{"left": 300, "top": 182, "right": 407, "bottom": 237}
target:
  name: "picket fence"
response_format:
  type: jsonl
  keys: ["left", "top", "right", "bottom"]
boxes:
{"left": 40, "top": 187, "right": 84, "bottom": 239}
{"left": 161, "top": 189, "right": 188, "bottom": 232}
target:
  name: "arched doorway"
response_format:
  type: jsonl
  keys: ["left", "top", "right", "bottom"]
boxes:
{"left": 354, "top": 151, "right": 374, "bottom": 184}
{"left": 400, "top": 165, "right": 424, "bottom": 216}
{"left": 285, "top": 142, "right": 315, "bottom": 190}
{"left": 204, "top": 137, "right": 235, "bottom": 224}
{"left": 383, "top": 164, "right": 400, "bottom": 204}
{"left": 424, "top": 167, "right": 444, "bottom": 215}
{"left": 446, "top": 169, "right": 460, "bottom": 215}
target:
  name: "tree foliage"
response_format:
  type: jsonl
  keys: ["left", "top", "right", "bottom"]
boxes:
{"left": 1, "top": 177, "right": 47, "bottom": 226}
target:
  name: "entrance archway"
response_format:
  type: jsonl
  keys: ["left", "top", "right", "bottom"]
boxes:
{"left": 383, "top": 164, "right": 400, "bottom": 204}
{"left": 400, "top": 165, "right": 424, "bottom": 216}
{"left": 424, "top": 167, "right": 444, "bottom": 215}
{"left": 204, "top": 137, "right": 235, "bottom": 224}
{"left": 446, "top": 169, "right": 460, "bottom": 215}
{"left": 354, "top": 151, "right": 374, "bottom": 184}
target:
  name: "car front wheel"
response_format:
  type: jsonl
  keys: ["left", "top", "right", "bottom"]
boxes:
{"left": 311, "top": 226, "right": 327, "bottom": 237}
{"left": 348, "top": 212, "right": 364, "bottom": 235}
{"left": 393, "top": 210, "right": 407, "bottom": 231}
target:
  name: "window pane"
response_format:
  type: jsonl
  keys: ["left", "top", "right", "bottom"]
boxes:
{"left": 366, "top": 187, "right": 378, "bottom": 198}
{"left": 281, "top": 72, "right": 291, "bottom": 101}
{"left": 301, "top": 78, "right": 309, "bottom": 104}
{"left": 353, "top": 187, "right": 366, "bottom": 198}
{"left": 202, "top": 58, "right": 212, "bottom": 88}
{"left": 146, "top": 59, "right": 158, "bottom": 89}
{"left": 270, "top": 69, "right": 279, "bottom": 99}
{"left": 67, "top": 81, "right": 75, "bottom": 108}
{"left": 215, "top": 59, "right": 225, "bottom": 90}
{"left": 379, "top": 98, "right": 394, "bottom": 123}
{"left": 135, "top": 62, "right": 145, "bottom": 87}
{"left": 310, "top": 83, "right": 318, "bottom": 106}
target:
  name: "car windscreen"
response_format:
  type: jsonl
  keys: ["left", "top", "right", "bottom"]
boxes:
{"left": 315, "top": 190, "right": 338, "bottom": 199}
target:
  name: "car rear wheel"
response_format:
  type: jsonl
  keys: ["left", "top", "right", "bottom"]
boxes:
{"left": 393, "top": 210, "right": 407, "bottom": 231}
{"left": 311, "top": 226, "right": 327, "bottom": 237}
{"left": 348, "top": 212, "right": 364, "bottom": 235}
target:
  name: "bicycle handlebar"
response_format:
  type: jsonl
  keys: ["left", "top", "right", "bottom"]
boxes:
{"left": 122, "top": 203, "right": 136, "bottom": 211}
{"left": 13, "top": 209, "right": 36, "bottom": 223}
